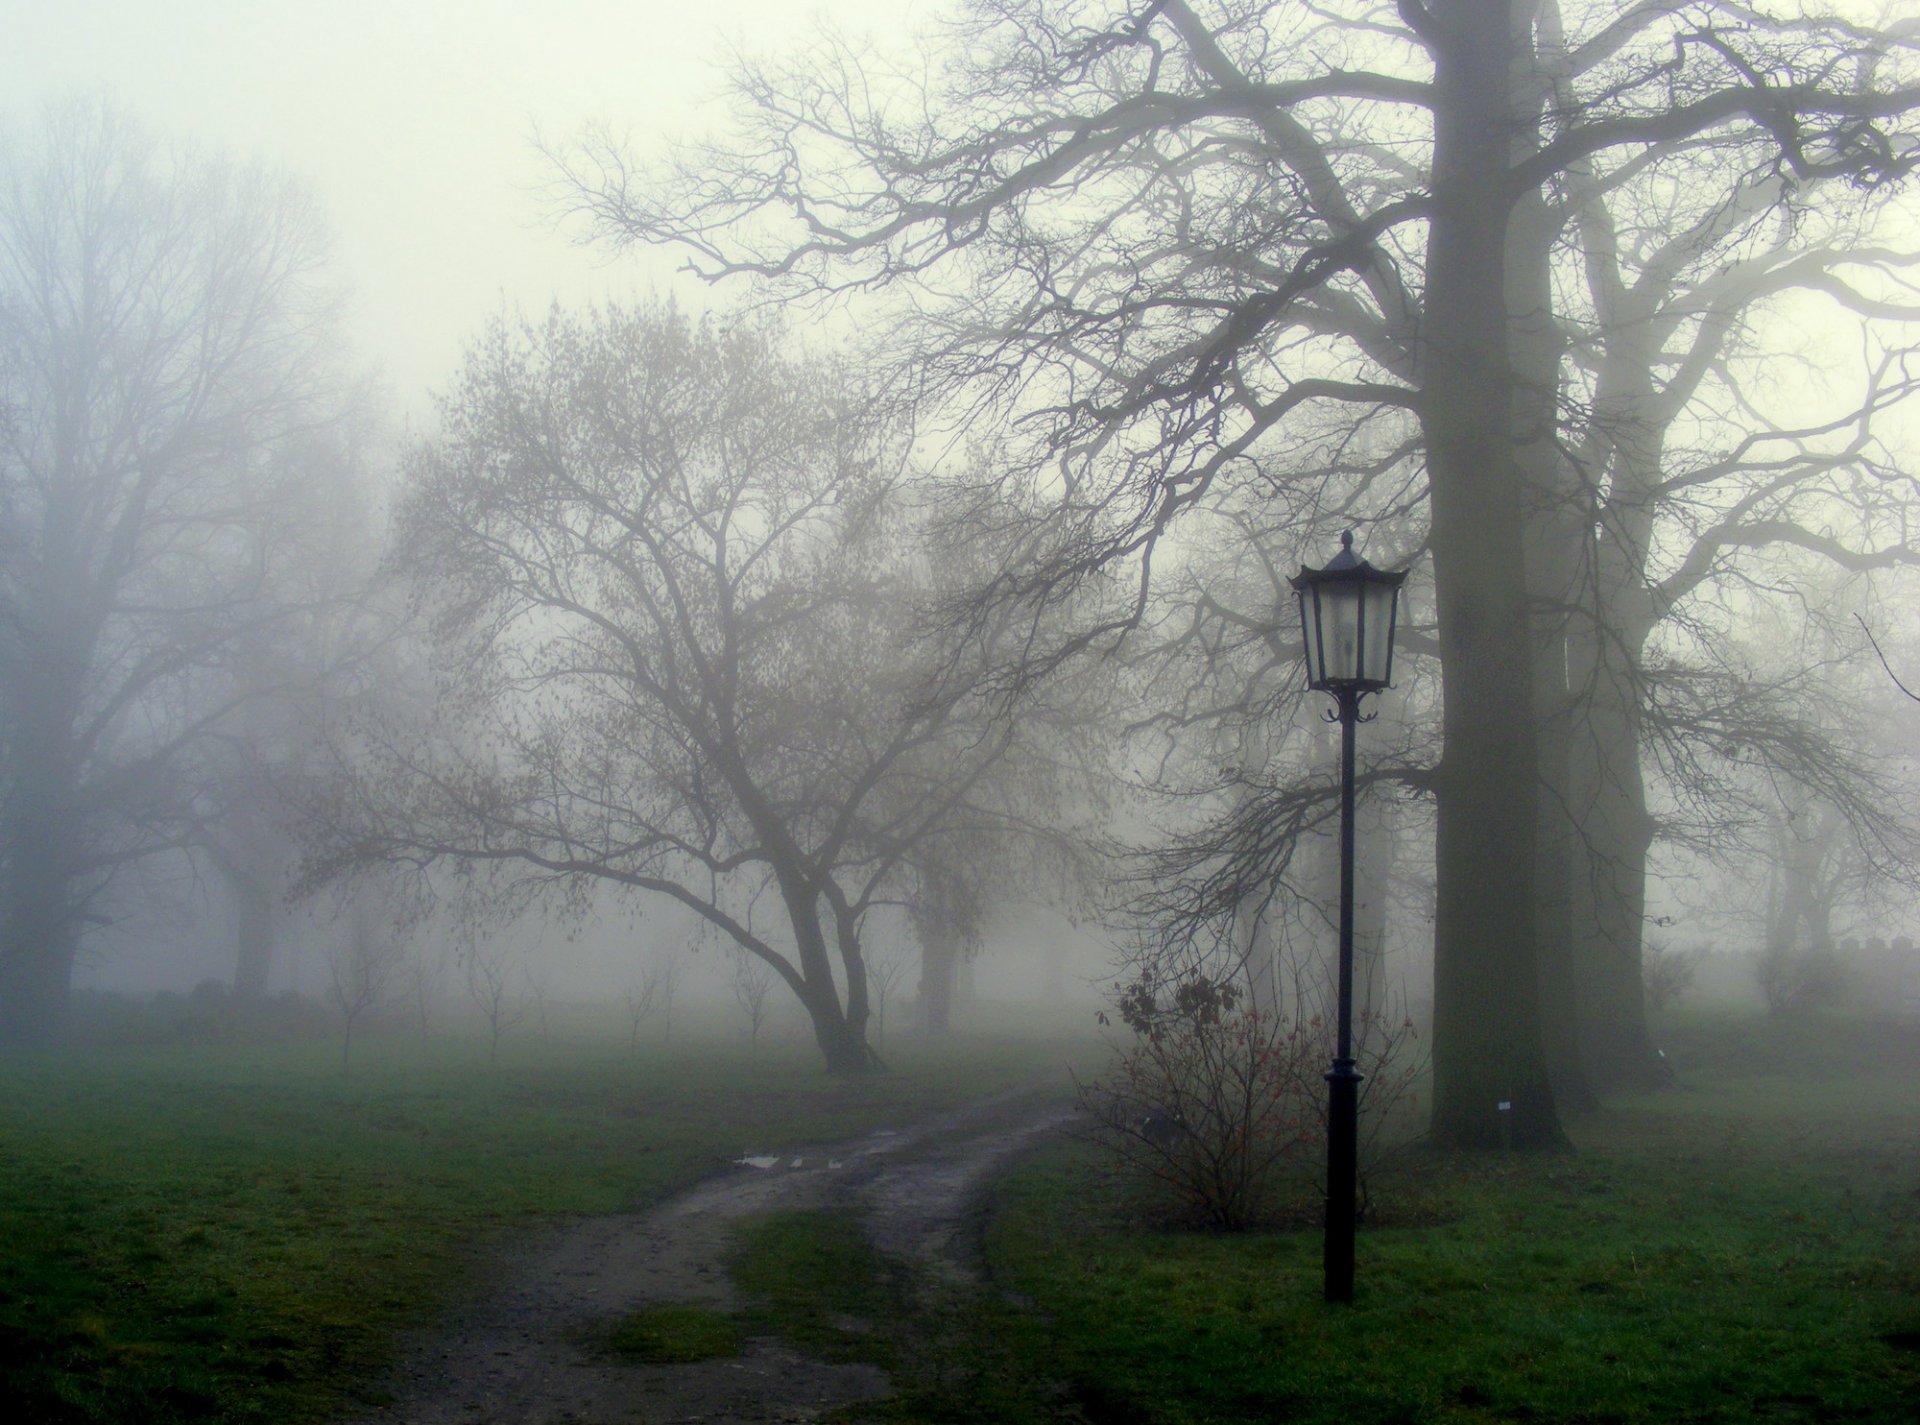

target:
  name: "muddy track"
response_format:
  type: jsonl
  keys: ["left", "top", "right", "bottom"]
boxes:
{"left": 349, "top": 1085, "right": 1080, "bottom": 1425}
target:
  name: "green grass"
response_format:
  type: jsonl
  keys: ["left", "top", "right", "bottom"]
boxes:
{"left": 12, "top": 1010, "right": 1915, "bottom": 1425}
{"left": 0, "top": 1027, "right": 1074, "bottom": 1424}
{"left": 728, "top": 1209, "right": 913, "bottom": 1366}
{"left": 598, "top": 1303, "right": 744, "bottom": 1363}
{"left": 840, "top": 1009, "right": 1920, "bottom": 1424}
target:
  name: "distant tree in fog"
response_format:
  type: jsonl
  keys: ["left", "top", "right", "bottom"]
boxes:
{"left": 624, "top": 952, "right": 677, "bottom": 1057}
{"left": 461, "top": 938, "right": 527, "bottom": 1066}
{"left": 328, "top": 890, "right": 404, "bottom": 1072}
{"left": 730, "top": 947, "right": 775, "bottom": 1055}
{"left": 865, "top": 948, "right": 906, "bottom": 1043}
{"left": 0, "top": 101, "right": 367, "bottom": 1045}
{"left": 194, "top": 418, "right": 392, "bottom": 1005}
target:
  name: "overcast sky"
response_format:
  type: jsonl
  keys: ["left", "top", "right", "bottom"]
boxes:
{"left": 3, "top": 0, "right": 922, "bottom": 418}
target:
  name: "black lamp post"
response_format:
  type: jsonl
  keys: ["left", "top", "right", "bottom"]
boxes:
{"left": 1290, "top": 530, "right": 1406, "bottom": 1305}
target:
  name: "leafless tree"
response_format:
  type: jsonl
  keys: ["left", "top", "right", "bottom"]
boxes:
{"left": 624, "top": 953, "right": 679, "bottom": 1059}
{"left": 866, "top": 950, "right": 907, "bottom": 1044}
{"left": 461, "top": 939, "right": 527, "bottom": 1066}
{"left": 195, "top": 422, "right": 395, "bottom": 1003}
{"left": 328, "top": 895, "right": 404, "bottom": 1073}
{"left": 304, "top": 304, "right": 1042, "bottom": 1073}
{"left": 730, "top": 948, "right": 776, "bottom": 1055}
{"left": 0, "top": 100, "right": 363, "bottom": 1043}
{"left": 550, "top": 0, "right": 1920, "bottom": 1143}
{"left": 402, "top": 934, "right": 448, "bottom": 1042}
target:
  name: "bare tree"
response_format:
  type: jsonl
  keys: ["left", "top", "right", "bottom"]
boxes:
{"left": 552, "top": 1, "right": 1920, "bottom": 1142}
{"left": 0, "top": 100, "right": 361, "bottom": 1043}
{"left": 730, "top": 948, "right": 776, "bottom": 1056}
{"left": 866, "top": 949, "right": 907, "bottom": 1044}
{"left": 461, "top": 940, "right": 527, "bottom": 1066}
{"left": 528, "top": 971, "right": 554, "bottom": 1045}
{"left": 196, "top": 421, "right": 394, "bottom": 1003}
{"left": 305, "top": 304, "right": 1037, "bottom": 1074}
{"left": 402, "top": 934, "right": 448, "bottom": 1041}
{"left": 328, "top": 895, "right": 404, "bottom": 1073}
{"left": 624, "top": 953, "right": 679, "bottom": 1059}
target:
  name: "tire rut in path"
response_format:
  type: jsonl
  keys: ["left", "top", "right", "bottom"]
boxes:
{"left": 351, "top": 1085, "right": 1079, "bottom": 1425}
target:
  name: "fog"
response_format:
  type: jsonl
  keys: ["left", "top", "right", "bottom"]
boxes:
{"left": 2, "top": 1, "right": 1918, "bottom": 1097}
{"left": 3, "top": 0, "right": 926, "bottom": 413}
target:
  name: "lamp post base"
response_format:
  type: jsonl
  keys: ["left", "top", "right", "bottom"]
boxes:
{"left": 1325, "top": 1058, "right": 1362, "bottom": 1303}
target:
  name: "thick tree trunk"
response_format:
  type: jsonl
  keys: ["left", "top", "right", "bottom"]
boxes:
{"left": 778, "top": 870, "right": 876, "bottom": 1074}
{"left": 0, "top": 673, "right": 85, "bottom": 1048}
{"left": 1422, "top": 0, "right": 1563, "bottom": 1148}
{"left": 210, "top": 827, "right": 282, "bottom": 1003}
{"left": 0, "top": 911, "right": 78, "bottom": 1049}
{"left": 1567, "top": 627, "right": 1663, "bottom": 1089}
{"left": 1507, "top": 124, "right": 1598, "bottom": 1114}
{"left": 0, "top": 809, "right": 81, "bottom": 1048}
{"left": 809, "top": 1007, "right": 874, "bottom": 1074}
{"left": 232, "top": 877, "right": 277, "bottom": 1002}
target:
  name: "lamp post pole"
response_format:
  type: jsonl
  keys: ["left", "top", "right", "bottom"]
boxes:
{"left": 1325, "top": 684, "right": 1362, "bottom": 1304}
{"left": 1290, "top": 529, "right": 1405, "bottom": 1307}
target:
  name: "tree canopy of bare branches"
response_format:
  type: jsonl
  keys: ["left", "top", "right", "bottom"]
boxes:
{"left": 551, "top": 0, "right": 1920, "bottom": 1142}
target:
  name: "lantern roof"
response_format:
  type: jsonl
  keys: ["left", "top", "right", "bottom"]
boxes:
{"left": 1289, "top": 530, "right": 1408, "bottom": 591}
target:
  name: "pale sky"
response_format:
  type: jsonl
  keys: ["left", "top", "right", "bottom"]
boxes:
{"left": 2, "top": 0, "right": 923, "bottom": 417}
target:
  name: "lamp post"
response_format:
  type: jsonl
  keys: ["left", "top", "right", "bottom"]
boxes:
{"left": 1290, "top": 530, "right": 1406, "bottom": 1305}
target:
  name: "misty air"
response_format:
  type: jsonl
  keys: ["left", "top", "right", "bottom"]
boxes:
{"left": 2, "top": 3, "right": 1917, "bottom": 1423}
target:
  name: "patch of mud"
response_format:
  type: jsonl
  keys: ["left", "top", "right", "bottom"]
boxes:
{"left": 349, "top": 1085, "right": 1079, "bottom": 1425}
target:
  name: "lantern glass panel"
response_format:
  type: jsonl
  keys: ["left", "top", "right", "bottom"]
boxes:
{"left": 1326, "top": 584, "right": 1364, "bottom": 682}
{"left": 1296, "top": 588, "right": 1328, "bottom": 685}
{"left": 1359, "top": 581, "right": 1398, "bottom": 685}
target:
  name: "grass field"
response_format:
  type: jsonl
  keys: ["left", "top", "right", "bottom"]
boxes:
{"left": 0, "top": 1024, "right": 1078, "bottom": 1424}
{"left": 4, "top": 1008, "right": 1916, "bottom": 1424}
{"left": 823, "top": 1008, "right": 1920, "bottom": 1424}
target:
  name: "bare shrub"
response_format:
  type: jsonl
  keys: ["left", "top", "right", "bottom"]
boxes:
{"left": 1078, "top": 969, "right": 1422, "bottom": 1230}
{"left": 1641, "top": 941, "right": 1700, "bottom": 1014}
{"left": 1754, "top": 942, "right": 1846, "bottom": 1015}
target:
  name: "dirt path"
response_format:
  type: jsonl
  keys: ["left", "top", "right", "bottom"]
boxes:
{"left": 350, "top": 1085, "right": 1080, "bottom": 1425}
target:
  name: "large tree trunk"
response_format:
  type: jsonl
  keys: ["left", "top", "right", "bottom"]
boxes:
{"left": 1422, "top": 0, "right": 1563, "bottom": 1148}
{"left": 1506, "top": 72, "right": 1598, "bottom": 1113}
{"left": 210, "top": 822, "right": 282, "bottom": 1002}
{"left": 0, "top": 790, "right": 82, "bottom": 1048}
{"left": 1567, "top": 623, "right": 1663, "bottom": 1089}
{"left": 0, "top": 637, "right": 87, "bottom": 1048}
{"left": 778, "top": 870, "right": 875, "bottom": 1074}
